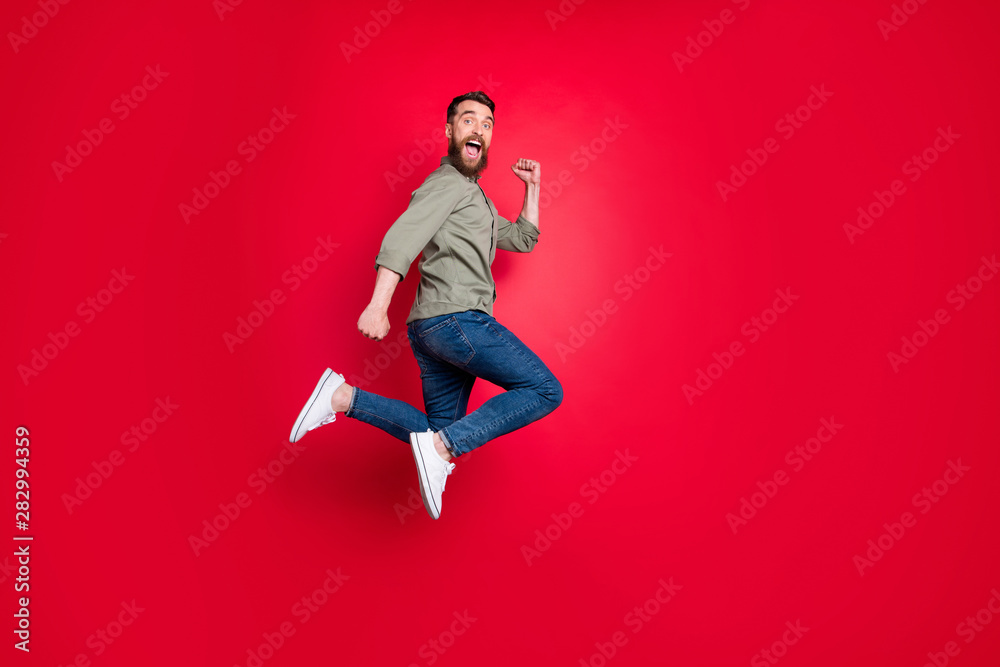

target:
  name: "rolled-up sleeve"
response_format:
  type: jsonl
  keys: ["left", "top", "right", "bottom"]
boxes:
{"left": 496, "top": 213, "right": 540, "bottom": 252}
{"left": 374, "top": 180, "right": 463, "bottom": 281}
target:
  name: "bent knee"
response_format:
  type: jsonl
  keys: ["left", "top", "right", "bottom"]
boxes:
{"left": 541, "top": 376, "right": 563, "bottom": 411}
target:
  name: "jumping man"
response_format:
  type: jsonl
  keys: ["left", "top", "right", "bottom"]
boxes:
{"left": 289, "top": 91, "right": 563, "bottom": 519}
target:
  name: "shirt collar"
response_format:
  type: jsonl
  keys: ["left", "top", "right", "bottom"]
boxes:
{"left": 440, "top": 156, "right": 481, "bottom": 183}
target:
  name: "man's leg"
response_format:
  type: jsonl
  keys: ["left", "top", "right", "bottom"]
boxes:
{"left": 412, "top": 343, "right": 477, "bottom": 431}
{"left": 288, "top": 334, "right": 470, "bottom": 519}
{"left": 409, "top": 310, "right": 563, "bottom": 458}
{"left": 335, "top": 321, "right": 474, "bottom": 459}
{"left": 407, "top": 323, "right": 477, "bottom": 461}
{"left": 338, "top": 382, "right": 428, "bottom": 443}
{"left": 293, "top": 370, "right": 454, "bottom": 456}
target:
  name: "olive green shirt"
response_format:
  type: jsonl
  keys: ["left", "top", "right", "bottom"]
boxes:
{"left": 374, "top": 156, "right": 540, "bottom": 324}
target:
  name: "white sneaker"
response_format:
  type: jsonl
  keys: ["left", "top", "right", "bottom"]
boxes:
{"left": 289, "top": 368, "right": 345, "bottom": 443}
{"left": 409, "top": 429, "right": 456, "bottom": 520}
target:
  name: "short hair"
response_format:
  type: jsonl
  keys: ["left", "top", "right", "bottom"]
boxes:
{"left": 446, "top": 91, "right": 495, "bottom": 124}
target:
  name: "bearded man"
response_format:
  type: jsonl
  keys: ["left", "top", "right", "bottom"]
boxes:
{"left": 290, "top": 91, "right": 562, "bottom": 519}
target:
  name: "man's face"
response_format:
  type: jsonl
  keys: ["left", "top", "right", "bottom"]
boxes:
{"left": 445, "top": 100, "right": 494, "bottom": 178}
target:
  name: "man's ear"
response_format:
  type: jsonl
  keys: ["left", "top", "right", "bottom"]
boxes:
{"left": 444, "top": 123, "right": 452, "bottom": 140}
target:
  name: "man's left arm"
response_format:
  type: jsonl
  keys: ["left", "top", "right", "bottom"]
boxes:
{"left": 497, "top": 158, "right": 541, "bottom": 253}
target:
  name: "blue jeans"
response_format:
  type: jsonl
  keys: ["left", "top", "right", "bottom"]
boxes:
{"left": 345, "top": 310, "right": 563, "bottom": 457}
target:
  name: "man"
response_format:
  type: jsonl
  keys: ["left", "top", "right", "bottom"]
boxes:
{"left": 289, "top": 91, "right": 562, "bottom": 519}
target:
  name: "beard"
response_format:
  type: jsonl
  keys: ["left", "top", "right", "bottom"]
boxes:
{"left": 447, "top": 133, "right": 489, "bottom": 178}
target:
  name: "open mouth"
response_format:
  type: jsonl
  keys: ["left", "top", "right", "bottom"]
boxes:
{"left": 464, "top": 139, "right": 482, "bottom": 160}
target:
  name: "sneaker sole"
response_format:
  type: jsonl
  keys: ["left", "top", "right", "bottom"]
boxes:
{"left": 410, "top": 432, "right": 441, "bottom": 520}
{"left": 289, "top": 368, "right": 335, "bottom": 443}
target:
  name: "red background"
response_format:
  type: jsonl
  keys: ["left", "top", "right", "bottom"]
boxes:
{"left": 3, "top": 0, "right": 999, "bottom": 665}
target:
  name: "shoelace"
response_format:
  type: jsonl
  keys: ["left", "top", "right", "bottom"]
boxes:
{"left": 438, "top": 462, "right": 456, "bottom": 492}
{"left": 308, "top": 413, "right": 336, "bottom": 432}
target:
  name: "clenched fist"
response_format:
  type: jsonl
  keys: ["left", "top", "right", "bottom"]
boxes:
{"left": 358, "top": 304, "right": 390, "bottom": 341}
{"left": 511, "top": 158, "right": 540, "bottom": 185}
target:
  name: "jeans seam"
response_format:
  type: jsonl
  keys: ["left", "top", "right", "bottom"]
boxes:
{"left": 470, "top": 311, "right": 539, "bottom": 380}
{"left": 451, "top": 375, "right": 475, "bottom": 422}
{"left": 450, "top": 319, "right": 477, "bottom": 365}
{"left": 419, "top": 316, "right": 476, "bottom": 366}
{"left": 349, "top": 407, "right": 411, "bottom": 434}
{"left": 418, "top": 315, "right": 456, "bottom": 337}
{"left": 450, "top": 397, "right": 544, "bottom": 453}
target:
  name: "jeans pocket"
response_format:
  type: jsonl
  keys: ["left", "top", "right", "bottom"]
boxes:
{"left": 417, "top": 316, "right": 476, "bottom": 366}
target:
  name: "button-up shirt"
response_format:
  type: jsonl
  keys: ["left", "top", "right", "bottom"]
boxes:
{"left": 374, "top": 156, "right": 540, "bottom": 324}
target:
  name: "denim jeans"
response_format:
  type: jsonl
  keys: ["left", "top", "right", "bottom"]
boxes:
{"left": 345, "top": 309, "right": 563, "bottom": 457}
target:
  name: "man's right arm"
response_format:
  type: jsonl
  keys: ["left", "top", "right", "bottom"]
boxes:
{"left": 357, "top": 266, "right": 400, "bottom": 341}
{"left": 359, "top": 177, "right": 463, "bottom": 340}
